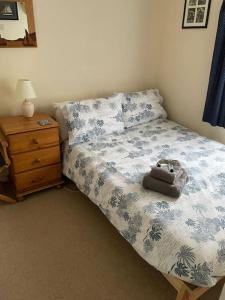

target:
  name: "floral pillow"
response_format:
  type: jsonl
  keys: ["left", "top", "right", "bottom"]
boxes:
{"left": 53, "top": 100, "right": 76, "bottom": 142}
{"left": 119, "top": 89, "right": 167, "bottom": 128}
{"left": 64, "top": 94, "right": 125, "bottom": 145}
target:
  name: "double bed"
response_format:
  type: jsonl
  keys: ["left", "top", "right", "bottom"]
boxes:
{"left": 63, "top": 118, "right": 225, "bottom": 289}
{"left": 55, "top": 90, "right": 225, "bottom": 299}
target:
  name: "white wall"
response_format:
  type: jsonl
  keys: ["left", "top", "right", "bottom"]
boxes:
{"left": 157, "top": 0, "right": 225, "bottom": 144}
{"left": 0, "top": 3, "right": 28, "bottom": 40}
{"left": 1, "top": 0, "right": 224, "bottom": 145}
{"left": 0, "top": 0, "right": 162, "bottom": 116}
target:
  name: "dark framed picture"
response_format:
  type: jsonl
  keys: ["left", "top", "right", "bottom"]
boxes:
{"left": 182, "top": 0, "right": 211, "bottom": 29}
{"left": 0, "top": 1, "right": 18, "bottom": 20}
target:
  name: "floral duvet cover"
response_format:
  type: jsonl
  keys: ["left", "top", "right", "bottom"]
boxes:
{"left": 63, "top": 119, "right": 225, "bottom": 287}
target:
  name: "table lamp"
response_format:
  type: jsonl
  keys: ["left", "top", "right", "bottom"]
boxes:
{"left": 16, "top": 79, "right": 36, "bottom": 118}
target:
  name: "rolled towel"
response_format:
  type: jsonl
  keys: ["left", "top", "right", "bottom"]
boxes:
{"left": 150, "top": 159, "right": 182, "bottom": 184}
{"left": 143, "top": 168, "right": 188, "bottom": 198}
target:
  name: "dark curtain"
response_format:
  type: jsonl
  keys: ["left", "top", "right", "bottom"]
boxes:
{"left": 203, "top": 1, "right": 225, "bottom": 127}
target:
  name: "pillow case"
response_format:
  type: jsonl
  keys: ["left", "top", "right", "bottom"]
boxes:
{"left": 119, "top": 89, "right": 167, "bottom": 128}
{"left": 64, "top": 94, "right": 124, "bottom": 145}
{"left": 53, "top": 100, "right": 75, "bottom": 142}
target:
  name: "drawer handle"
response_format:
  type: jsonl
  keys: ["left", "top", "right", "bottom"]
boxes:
{"left": 33, "top": 159, "right": 41, "bottom": 164}
{"left": 32, "top": 139, "right": 39, "bottom": 145}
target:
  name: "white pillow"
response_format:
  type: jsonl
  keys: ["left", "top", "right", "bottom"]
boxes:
{"left": 53, "top": 100, "right": 76, "bottom": 142}
{"left": 64, "top": 94, "right": 125, "bottom": 145}
{"left": 119, "top": 89, "right": 167, "bottom": 128}
{"left": 150, "top": 89, "right": 164, "bottom": 104}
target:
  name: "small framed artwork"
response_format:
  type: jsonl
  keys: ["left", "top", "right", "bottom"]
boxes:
{"left": 0, "top": 1, "right": 18, "bottom": 20}
{"left": 182, "top": 0, "right": 211, "bottom": 29}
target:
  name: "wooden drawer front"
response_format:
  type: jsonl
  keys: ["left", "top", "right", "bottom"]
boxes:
{"left": 11, "top": 146, "right": 60, "bottom": 173}
{"left": 15, "top": 164, "right": 61, "bottom": 192}
{"left": 8, "top": 128, "right": 59, "bottom": 154}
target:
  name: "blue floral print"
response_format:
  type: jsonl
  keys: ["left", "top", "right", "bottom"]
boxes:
{"left": 64, "top": 95, "right": 125, "bottom": 145}
{"left": 119, "top": 89, "right": 167, "bottom": 128}
{"left": 63, "top": 118, "right": 225, "bottom": 287}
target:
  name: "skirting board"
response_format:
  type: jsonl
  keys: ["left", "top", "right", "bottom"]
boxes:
{"left": 163, "top": 273, "right": 224, "bottom": 300}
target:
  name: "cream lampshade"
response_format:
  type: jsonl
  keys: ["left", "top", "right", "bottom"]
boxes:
{"left": 16, "top": 79, "right": 36, "bottom": 118}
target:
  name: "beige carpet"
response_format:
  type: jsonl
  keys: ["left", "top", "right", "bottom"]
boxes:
{"left": 0, "top": 186, "right": 224, "bottom": 300}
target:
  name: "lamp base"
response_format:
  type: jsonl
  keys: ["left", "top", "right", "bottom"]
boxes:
{"left": 22, "top": 100, "right": 35, "bottom": 118}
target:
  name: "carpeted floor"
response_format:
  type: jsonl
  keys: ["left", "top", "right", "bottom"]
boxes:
{"left": 0, "top": 186, "right": 224, "bottom": 300}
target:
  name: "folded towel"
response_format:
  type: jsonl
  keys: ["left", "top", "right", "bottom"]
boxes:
{"left": 150, "top": 159, "right": 182, "bottom": 184}
{"left": 143, "top": 168, "right": 188, "bottom": 198}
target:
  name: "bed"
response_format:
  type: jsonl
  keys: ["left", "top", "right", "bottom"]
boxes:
{"left": 56, "top": 91, "right": 225, "bottom": 299}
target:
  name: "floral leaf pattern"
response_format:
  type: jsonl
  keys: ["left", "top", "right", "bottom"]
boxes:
{"left": 53, "top": 100, "right": 76, "bottom": 141}
{"left": 119, "top": 89, "right": 167, "bottom": 128}
{"left": 64, "top": 95, "right": 125, "bottom": 145}
{"left": 63, "top": 118, "right": 225, "bottom": 287}
{"left": 217, "top": 240, "right": 225, "bottom": 263}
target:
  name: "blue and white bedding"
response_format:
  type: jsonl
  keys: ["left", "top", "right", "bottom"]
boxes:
{"left": 63, "top": 118, "right": 225, "bottom": 287}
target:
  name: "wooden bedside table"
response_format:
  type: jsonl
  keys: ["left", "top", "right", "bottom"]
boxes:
{"left": 0, "top": 113, "right": 63, "bottom": 200}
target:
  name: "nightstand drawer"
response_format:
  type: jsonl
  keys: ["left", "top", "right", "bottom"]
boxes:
{"left": 11, "top": 146, "right": 60, "bottom": 173}
{"left": 8, "top": 128, "right": 59, "bottom": 154}
{"left": 15, "top": 164, "right": 61, "bottom": 192}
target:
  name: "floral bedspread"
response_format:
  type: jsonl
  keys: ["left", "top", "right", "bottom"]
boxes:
{"left": 63, "top": 119, "right": 225, "bottom": 287}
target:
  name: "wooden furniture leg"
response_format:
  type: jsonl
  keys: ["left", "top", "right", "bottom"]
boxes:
{"left": 0, "top": 194, "right": 16, "bottom": 204}
{"left": 162, "top": 273, "right": 222, "bottom": 300}
{"left": 190, "top": 286, "right": 211, "bottom": 300}
{"left": 176, "top": 286, "right": 190, "bottom": 300}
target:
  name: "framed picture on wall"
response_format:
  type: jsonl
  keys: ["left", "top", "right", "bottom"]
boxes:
{"left": 182, "top": 0, "right": 211, "bottom": 29}
{"left": 0, "top": 1, "right": 18, "bottom": 20}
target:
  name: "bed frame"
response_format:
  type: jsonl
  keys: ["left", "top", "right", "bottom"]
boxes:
{"left": 163, "top": 273, "right": 224, "bottom": 300}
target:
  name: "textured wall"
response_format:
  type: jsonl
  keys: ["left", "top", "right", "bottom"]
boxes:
{"left": 1, "top": 0, "right": 224, "bottom": 145}
{"left": 157, "top": 0, "right": 224, "bottom": 143}
{"left": 0, "top": 0, "right": 162, "bottom": 116}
